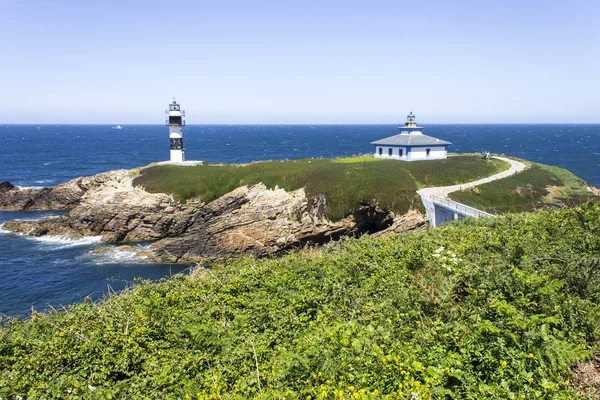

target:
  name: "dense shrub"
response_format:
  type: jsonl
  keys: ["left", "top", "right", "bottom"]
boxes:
{"left": 3, "top": 203, "right": 600, "bottom": 398}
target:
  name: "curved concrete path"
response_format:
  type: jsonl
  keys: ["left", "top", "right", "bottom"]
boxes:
{"left": 418, "top": 156, "right": 527, "bottom": 199}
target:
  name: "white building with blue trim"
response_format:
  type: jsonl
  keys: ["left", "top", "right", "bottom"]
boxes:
{"left": 371, "top": 112, "right": 451, "bottom": 161}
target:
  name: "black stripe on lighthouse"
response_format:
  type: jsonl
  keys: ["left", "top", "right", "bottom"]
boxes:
{"left": 170, "top": 138, "right": 183, "bottom": 150}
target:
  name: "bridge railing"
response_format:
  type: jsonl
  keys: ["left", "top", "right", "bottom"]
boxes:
{"left": 428, "top": 194, "right": 495, "bottom": 219}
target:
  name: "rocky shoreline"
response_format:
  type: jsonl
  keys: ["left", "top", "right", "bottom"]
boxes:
{"left": 0, "top": 169, "right": 427, "bottom": 263}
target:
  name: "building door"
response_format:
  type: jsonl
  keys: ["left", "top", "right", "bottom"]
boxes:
{"left": 388, "top": 148, "right": 393, "bottom": 156}
{"left": 399, "top": 149, "right": 403, "bottom": 157}
{"left": 379, "top": 148, "right": 382, "bottom": 155}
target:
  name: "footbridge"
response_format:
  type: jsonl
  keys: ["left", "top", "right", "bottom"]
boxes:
{"left": 418, "top": 156, "right": 527, "bottom": 227}
{"left": 418, "top": 192, "right": 494, "bottom": 227}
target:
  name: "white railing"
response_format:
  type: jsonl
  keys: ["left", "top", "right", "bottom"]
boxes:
{"left": 428, "top": 194, "right": 494, "bottom": 218}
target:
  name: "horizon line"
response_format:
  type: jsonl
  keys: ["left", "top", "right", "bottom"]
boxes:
{"left": 2, "top": 122, "right": 600, "bottom": 126}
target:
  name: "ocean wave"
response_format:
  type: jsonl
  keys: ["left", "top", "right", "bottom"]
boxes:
{"left": 84, "top": 247, "right": 149, "bottom": 264}
{"left": 12, "top": 215, "right": 60, "bottom": 222}
{"left": 16, "top": 186, "right": 45, "bottom": 190}
{"left": 32, "top": 235, "right": 103, "bottom": 249}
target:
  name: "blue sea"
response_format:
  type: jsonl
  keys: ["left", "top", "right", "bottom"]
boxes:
{"left": 1, "top": 124, "right": 599, "bottom": 317}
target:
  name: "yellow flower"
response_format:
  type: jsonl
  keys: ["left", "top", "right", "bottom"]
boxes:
{"left": 528, "top": 377, "right": 534, "bottom": 383}
{"left": 528, "top": 353, "right": 534, "bottom": 358}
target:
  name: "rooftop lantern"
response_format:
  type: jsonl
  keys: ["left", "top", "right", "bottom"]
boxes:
{"left": 405, "top": 111, "right": 418, "bottom": 128}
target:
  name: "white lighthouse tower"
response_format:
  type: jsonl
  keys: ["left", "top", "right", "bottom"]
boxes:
{"left": 166, "top": 98, "right": 186, "bottom": 163}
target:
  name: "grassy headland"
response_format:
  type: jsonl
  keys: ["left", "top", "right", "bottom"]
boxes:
{"left": 449, "top": 162, "right": 596, "bottom": 213}
{"left": 3, "top": 204, "right": 600, "bottom": 398}
{"left": 134, "top": 155, "right": 508, "bottom": 220}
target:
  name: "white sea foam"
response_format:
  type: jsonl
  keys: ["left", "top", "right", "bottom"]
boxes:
{"left": 33, "top": 235, "right": 103, "bottom": 249}
{"left": 93, "top": 249, "right": 147, "bottom": 264}
{"left": 0, "top": 220, "right": 100, "bottom": 248}
{"left": 16, "top": 186, "right": 45, "bottom": 190}
{"left": 13, "top": 214, "right": 61, "bottom": 222}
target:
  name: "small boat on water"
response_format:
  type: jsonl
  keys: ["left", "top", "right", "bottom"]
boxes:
{"left": 112, "top": 125, "right": 123, "bottom": 130}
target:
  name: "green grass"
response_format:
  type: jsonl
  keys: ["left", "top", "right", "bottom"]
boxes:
{"left": 449, "top": 163, "right": 596, "bottom": 213}
{"left": 330, "top": 156, "right": 385, "bottom": 164}
{"left": 4, "top": 204, "right": 600, "bottom": 398}
{"left": 134, "top": 155, "right": 508, "bottom": 220}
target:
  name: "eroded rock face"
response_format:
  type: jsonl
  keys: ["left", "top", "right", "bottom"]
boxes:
{"left": 148, "top": 184, "right": 356, "bottom": 263}
{"left": 0, "top": 171, "right": 132, "bottom": 211}
{"left": 1, "top": 170, "right": 194, "bottom": 243}
{"left": 1, "top": 170, "right": 427, "bottom": 263}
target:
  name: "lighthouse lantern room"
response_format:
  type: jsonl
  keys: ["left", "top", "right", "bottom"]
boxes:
{"left": 166, "top": 98, "right": 186, "bottom": 163}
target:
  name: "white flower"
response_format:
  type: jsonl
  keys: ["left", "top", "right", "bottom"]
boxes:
{"left": 88, "top": 384, "right": 96, "bottom": 391}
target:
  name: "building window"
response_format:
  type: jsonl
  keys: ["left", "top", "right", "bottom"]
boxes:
{"left": 426, "top": 148, "right": 431, "bottom": 157}
{"left": 399, "top": 149, "right": 403, "bottom": 157}
{"left": 388, "top": 148, "right": 393, "bottom": 156}
{"left": 379, "top": 147, "right": 382, "bottom": 155}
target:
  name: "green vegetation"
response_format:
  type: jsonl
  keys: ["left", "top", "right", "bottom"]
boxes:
{"left": 134, "top": 155, "right": 507, "bottom": 220}
{"left": 449, "top": 162, "right": 596, "bottom": 214}
{"left": 3, "top": 204, "right": 600, "bottom": 398}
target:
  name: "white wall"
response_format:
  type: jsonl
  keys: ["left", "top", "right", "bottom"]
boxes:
{"left": 170, "top": 149, "right": 184, "bottom": 163}
{"left": 374, "top": 145, "right": 447, "bottom": 161}
{"left": 373, "top": 146, "right": 407, "bottom": 159}
{"left": 408, "top": 146, "right": 447, "bottom": 160}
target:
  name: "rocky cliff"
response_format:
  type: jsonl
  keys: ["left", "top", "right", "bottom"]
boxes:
{"left": 0, "top": 170, "right": 426, "bottom": 262}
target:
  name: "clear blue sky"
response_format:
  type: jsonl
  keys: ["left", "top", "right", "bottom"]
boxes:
{"left": 1, "top": 0, "right": 599, "bottom": 123}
